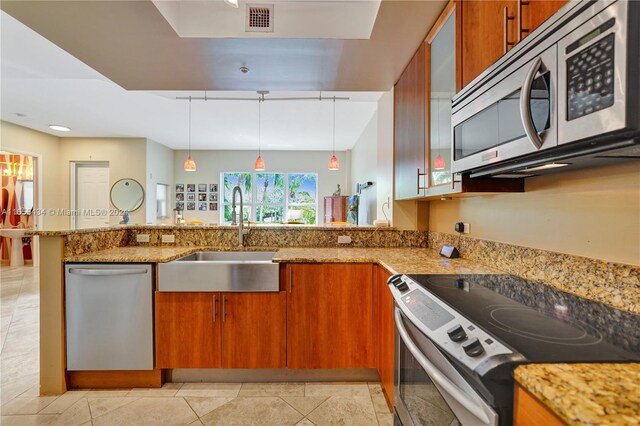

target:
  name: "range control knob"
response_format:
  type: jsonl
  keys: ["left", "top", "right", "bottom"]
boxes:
{"left": 388, "top": 275, "right": 409, "bottom": 292}
{"left": 446, "top": 324, "right": 467, "bottom": 342}
{"left": 462, "top": 338, "right": 485, "bottom": 357}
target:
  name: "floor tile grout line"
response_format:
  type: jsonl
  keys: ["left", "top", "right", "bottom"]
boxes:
{"left": 278, "top": 395, "right": 307, "bottom": 419}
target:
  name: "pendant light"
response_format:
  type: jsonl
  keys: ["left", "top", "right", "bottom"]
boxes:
{"left": 328, "top": 97, "right": 339, "bottom": 171}
{"left": 254, "top": 97, "right": 266, "bottom": 171}
{"left": 434, "top": 96, "right": 446, "bottom": 170}
{"left": 183, "top": 97, "right": 197, "bottom": 172}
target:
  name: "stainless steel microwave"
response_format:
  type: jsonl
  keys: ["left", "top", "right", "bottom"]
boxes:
{"left": 451, "top": 0, "right": 640, "bottom": 178}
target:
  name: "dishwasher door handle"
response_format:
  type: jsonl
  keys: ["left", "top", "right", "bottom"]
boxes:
{"left": 68, "top": 268, "right": 148, "bottom": 276}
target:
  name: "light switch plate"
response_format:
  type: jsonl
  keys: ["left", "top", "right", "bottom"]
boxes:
{"left": 463, "top": 223, "right": 470, "bottom": 234}
{"left": 136, "top": 234, "right": 150, "bottom": 243}
{"left": 338, "top": 235, "right": 352, "bottom": 244}
{"left": 161, "top": 234, "right": 175, "bottom": 243}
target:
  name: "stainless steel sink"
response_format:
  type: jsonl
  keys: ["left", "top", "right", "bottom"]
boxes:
{"left": 158, "top": 251, "right": 279, "bottom": 292}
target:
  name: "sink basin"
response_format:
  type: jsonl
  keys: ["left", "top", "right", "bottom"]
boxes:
{"left": 158, "top": 251, "right": 279, "bottom": 292}
{"left": 0, "top": 228, "right": 27, "bottom": 266}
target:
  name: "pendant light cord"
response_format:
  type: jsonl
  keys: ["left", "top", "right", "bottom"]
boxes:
{"left": 332, "top": 97, "right": 336, "bottom": 155}
{"left": 258, "top": 98, "right": 262, "bottom": 156}
{"left": 188, "top": 96, "right": 192, "bottom": 157}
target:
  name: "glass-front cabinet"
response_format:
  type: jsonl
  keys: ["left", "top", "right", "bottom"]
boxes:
{"left": 427, "top": 8, "right": 456, "bottom": 190}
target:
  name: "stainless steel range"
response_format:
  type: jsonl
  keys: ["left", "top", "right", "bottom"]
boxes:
{"left": 388, "top": 274, "right": 640, "bottom": 426}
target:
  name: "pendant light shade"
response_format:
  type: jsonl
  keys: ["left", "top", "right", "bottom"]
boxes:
{"left": 434, "top": 154, "right": 446, "bottom": 170}
{"left": 254, "top": 97, "right": 266, "bottom": 171}
{"left": 328, "top": 155, "right": 340, "bottom": 171}
{"left": 254, "top": 155, "right": 265, "bottom": 171}
{"left": 183, "top": 97, "right": 196, "bottom": 172}
{"left": 328, "top": 97, "right": 339, "bottom": 171}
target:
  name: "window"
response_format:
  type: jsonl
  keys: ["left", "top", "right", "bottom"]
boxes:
{"left": 222, "top": 172, "right": 317, "bottom": 225}
{"left": 156, "top": 183, "right": 169, "bottom": 219}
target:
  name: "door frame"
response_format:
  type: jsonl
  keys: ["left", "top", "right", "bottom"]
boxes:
{"left": 70, "top": 161, "right": 109, "bottom": 229}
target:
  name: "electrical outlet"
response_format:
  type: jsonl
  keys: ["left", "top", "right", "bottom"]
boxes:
{"left": 463, "top": 223, "right": 470, "bottom": 234}
{"left": 338, "top": 235, "right": 352, "bottom": 244}
{"left": 136, "top": 234, "right": 150, "bottom": 243}
{"left": 161, "top": 234, "right": 175, "bottom": 243}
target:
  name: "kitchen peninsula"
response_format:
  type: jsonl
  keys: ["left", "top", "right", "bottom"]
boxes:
{"left": 31, "top": 224, "right": 640, "bottom": 426}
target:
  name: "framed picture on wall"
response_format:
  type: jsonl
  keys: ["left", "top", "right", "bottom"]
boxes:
{"left": 186, "top": 193, "right": 195, "bottom": 202}
{"left": 209, "top": 193, "right": 218, "bottom": 201}
{"left": 186, "top": 202, "right": 195, "bottom": 210}
{"left": 209, "top": 203, "right": 218, "bottom": 211}
{"left": 176, "top": 193, "right": 184, "bottom": 201}
{"left": 198, "top": 202, "right": 207, "bottom": 211}
{"left": 210, "top": 184, "right": 218, "bottom": 193}
{"left": 198, "top": 184, "right": 207, "bottom": 192}
{"left": 175, "top": 183, "right": 184, "bottom": 192}
{"left": 176, "top": 202, "right": 184, "bottom": 211}
{"left": 186, "top": 184, "right": 195, "bottom": 193}
{"left": 198, "top": 193, "right": 207, "bottom": 201}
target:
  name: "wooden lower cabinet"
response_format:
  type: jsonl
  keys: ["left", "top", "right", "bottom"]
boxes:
{"left": 155, "top": 292, "right": 221, "bottom": 368}
{"left": 374, "top": 265, "right": 394, "bottom": 409}
{"left": 221, "top": 292, "right": 286, "bottom": 368}
{"left": 514, "top": 384, "right": 566, "bottom": 426}
{"left": 287, "top": 263, "right": 374, "bottom": 369}
{"left": 155, "top": 291, "right": 286, "bottom": 369}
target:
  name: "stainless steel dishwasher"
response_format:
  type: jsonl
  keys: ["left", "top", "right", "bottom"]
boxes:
{"left": 65, "top": 263, "right": 154, "bottom": 370}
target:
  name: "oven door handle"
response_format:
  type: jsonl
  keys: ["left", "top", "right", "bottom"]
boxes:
{"left": 394, "top": 308, "right": 492, "bottom": 425}
{"left": 520, "top": 56, "right": 544, "bottom": 150}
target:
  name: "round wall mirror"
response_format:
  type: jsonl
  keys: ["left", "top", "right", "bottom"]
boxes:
{"left": 110, "top": 178, "right": 144, "bottom": 212}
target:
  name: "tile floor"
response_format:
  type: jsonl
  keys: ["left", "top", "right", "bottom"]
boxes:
{"left": 0, "top": 266, "right": 393, "bottom": 425}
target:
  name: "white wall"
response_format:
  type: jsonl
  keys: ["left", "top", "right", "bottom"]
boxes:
{"left": 146, "top": 139, "right": 175, "bottom": 224}
{"left": 350, "top": 112, "right": 378, "bottom": 225}
{"left": 173, "top": 150, "right": 349, "bottom": 224}
{"left": 376, "top": 90, "right": 394, "bottom": 223}
{"left": 59, "top": 137, "right": 148, "bottom": 226}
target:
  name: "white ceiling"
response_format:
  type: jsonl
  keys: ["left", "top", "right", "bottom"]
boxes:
{"left": 152, "top": 0, "right": 381, "bottom": 39}
{"left": 0, "top": 11, "right": 382, "bottom": 151}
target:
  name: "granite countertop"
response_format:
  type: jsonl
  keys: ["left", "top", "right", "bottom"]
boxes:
{"left": 515, "top": 363, "right": 640, "bottom": 426}
{"left": 65, "top": 246, "right": 501, "bottom": 275}
{"left": 29, "top": 223, "right": 391, "bottom": 236}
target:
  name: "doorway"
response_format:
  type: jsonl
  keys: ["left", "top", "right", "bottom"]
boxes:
{"left": 71, "top": 162, "right": 110, "bottom": 229}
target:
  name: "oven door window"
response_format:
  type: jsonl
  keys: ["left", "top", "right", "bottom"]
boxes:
{"left": 453, "top": 72, "right": 551, "bottom": 161}
{"left": 399, "top": 337, "right": 460, "bottom": 425}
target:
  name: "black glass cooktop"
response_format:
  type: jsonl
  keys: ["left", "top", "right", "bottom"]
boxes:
{"left": 407, "top": 274, "right": 640, "bottom": 363}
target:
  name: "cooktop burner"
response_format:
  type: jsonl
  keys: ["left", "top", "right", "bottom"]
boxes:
{"left": 407, "top": 274, "right": 640, "bottom": 363}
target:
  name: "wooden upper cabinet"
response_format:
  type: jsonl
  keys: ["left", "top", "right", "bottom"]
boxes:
{"left": 460, "top": 0, "right": 566, "bottom": 88}
{"left": 394, "top": 42, "right": 427, "bottom": 200}
{"left": 461, "top": 0, "right": 516, "bottom": 88}
{"left": 155, "top": 292, "right": 221, "bottom": 368}
{"left": 221, "top": 292, "right": 286, "bottom": 369}
{"left": 287, "top": 263, "right": 374, "bottom": 369}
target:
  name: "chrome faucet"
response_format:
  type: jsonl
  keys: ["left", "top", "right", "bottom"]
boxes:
{"left": 231, "top": 185, "right": 250, "bottom": 247}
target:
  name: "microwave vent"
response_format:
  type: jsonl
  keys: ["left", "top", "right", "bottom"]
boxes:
{"left": 246, "top": 4, "right": 274, "bottom": 32}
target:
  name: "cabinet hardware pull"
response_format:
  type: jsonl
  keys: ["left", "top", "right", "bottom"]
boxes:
{"left": 213, "top": 294, "right": 217, "bottom": 322}
{"left": 518, "top": 0, "right": 531, "bottom": 42}
{"left": 222, "top": 296, "right": 227, "bottom": 322}
{"left": 417, "top": 168, "right": 427, "bottom": 193}
{"left": 503, "top": 7, "right": 516, "bottom": 54}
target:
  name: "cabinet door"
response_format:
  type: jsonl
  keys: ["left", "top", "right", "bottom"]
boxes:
{"left": 287, "top": 264, "right": 374, "bottom": 369}
{"left": 521, "top": 0, "right": 566, "bottom": 40}
{"left": 155, "top": 292, "right": 221, "bottom": 368}
{"left": 373, "top": 265, "right": 394, "bottom": 410}
{"left": 221, "top": 292, "right": 286, "bottom": 368}
{"left": 461, "top": 0, "right": 517, "bottom": 87}
{"left": 394, "top": 43, "right": 427, "bottom": 200}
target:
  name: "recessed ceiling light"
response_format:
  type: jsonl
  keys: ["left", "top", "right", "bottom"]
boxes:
{"left": 49, "top": 124, "right": 71, "bottom": 132}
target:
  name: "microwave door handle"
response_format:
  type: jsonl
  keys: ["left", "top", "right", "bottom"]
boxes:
{"left": 520, "top": 56, "right": 544, "bottom": 149}
{"left": 394, "top": 308, "right": 492, "bottom": 425}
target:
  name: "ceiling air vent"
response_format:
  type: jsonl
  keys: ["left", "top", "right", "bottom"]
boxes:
{"left": 246, "top": 4, "right": 274, "bottom": 32}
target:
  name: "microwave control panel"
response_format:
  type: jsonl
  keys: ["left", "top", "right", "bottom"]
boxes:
{"left": 566, "top": 18, "right": 616, "bottom": 121}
